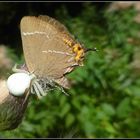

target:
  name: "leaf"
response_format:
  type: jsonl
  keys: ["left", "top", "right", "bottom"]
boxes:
{"left": 65, "top": 113, "right": 75, "bottom": 128}
{"left": 59, "top": 103, "right": 71, "bottom": 118}
{"left": 116, "top": 97, "right": 132, "bottom": 118}
{"left": 101, "top": 103, "right": 116, "bottom": 116}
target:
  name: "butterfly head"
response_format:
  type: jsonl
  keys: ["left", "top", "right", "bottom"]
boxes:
{"left": 72, "top": 42, "right": 98, "bottom": 66}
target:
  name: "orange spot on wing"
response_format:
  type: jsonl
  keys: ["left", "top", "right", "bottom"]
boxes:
{"left": 63, "top": 37, "right": 73, "bottom": 47}
{"left": 62, "top": 37, "right": 85, "bottom": 64}
{"left": 73, "top": 44, "right": 85, "bottom": 63}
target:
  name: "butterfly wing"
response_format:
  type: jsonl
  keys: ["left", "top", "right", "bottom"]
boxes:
{"left": 20, "top": 15, "right": 83, "bottom": 88}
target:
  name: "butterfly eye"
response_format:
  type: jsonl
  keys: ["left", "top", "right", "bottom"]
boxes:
{"left": 78, "top": 46, "right": 81, "bottom": 50}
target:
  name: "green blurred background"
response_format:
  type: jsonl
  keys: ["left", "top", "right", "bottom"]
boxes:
{"left": 0, "top": 2, "right": 140, "bottom": 138}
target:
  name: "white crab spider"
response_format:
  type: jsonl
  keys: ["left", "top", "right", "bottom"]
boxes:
{"left": 7, "top": 72, "right": 31, "bottom": 96}
{"left": 7, "top": 64, "right": 48, "bottom": 99}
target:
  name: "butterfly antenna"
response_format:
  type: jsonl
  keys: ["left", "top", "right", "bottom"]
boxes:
{"left": 85, "top": 47, "right": 98, "bottom": 53}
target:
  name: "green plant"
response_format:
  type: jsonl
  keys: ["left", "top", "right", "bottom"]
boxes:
{"left": 0, "top": 2, "right": 140, "bottom": 138}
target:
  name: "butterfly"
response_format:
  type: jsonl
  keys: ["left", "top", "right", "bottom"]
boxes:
{"left": 12, "top": 15, "right": 97, "bottom": 100}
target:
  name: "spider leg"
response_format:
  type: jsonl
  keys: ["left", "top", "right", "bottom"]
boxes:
{"left": 22, "top": 89, "right": 30, "bottom": 107}
{"left": 34, "top": 80, "right": 47, "bottom": 96}
{"left": 30, "top": 84, "right": 35, "bottom": 94}
{"left": 32, "top": 82, "right": 42, "bottom": 99}
{"left": 12, "top": 63, "right": 29, "bottom": 74}
{"left": 29, "top": 73, "right": 36, "bottom": 80}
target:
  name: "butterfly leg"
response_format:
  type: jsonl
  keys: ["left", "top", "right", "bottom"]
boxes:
{"left": 54, "top": 84, "right": 69, "bottom": 96}
{"left": 60, "top": 86, "right": 69, "bottom": 96}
